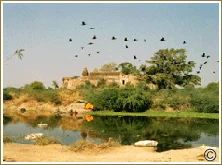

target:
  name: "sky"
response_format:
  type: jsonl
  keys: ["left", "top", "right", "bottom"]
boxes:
{"left": 2, "top": 1, "right": 220, "bottom": 88}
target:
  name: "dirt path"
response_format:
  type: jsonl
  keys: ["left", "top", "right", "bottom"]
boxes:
{"left": 3, "top": 143, "right": 219, "bottom": 162}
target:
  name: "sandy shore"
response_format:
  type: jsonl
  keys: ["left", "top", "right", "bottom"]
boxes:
{"left": 3, "top": 143, "right": 220, "bottom": 162}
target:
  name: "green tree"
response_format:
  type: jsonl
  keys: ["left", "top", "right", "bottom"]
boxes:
{"left": 144, "top": 48, "right": 201, "bottom": 89}
{"left": 100, "top": 62, "right": 118, "bottom": 72}
{"left": 118, "top": 62, "right": 140, "bottom": 75}
{"left": 29, "top": 81, "right": 45, "bottom": 90}
{"left": 52, "top": 80, "right": 59, "bottom": 89}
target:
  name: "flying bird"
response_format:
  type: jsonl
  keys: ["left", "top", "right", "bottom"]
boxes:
{"left": 134, "top": 39, "right": 138, "bottom": 41}
{"left": 213, "top": 71, "right": 215, "bottom": 73}
{"left": 81, "top": 47, "right": 84, "bottom": 49}
{"left": 183, "top": 41, "right": 187, "bottom": 44}
{"left": 201, "top": 53, "right": 206, "bottom": 57}
{"left": 88, "top": 42, "right": 94, "bottom": 45}
{"left": 160, "top": 37, "right": 165, "bottom": 41}
{"left": 81, "top": 21, "right": 86, "bottom": 26}
{"left": 144, "top": 39, "right": 146, "bottom": 42}
{"left": 112, "top": 36, "right": 117, "bottom": 40}
{"left": 90, "top": 28, "right": 95, "bottom": 29}
{"left": 204, "top": 61, "right": 207, "bottom": 64}
{"left": 134, "top": 55, "right": 137, "bottom": 59}
{"left": 207, "top": 55, "right": 210, "bottom": 58}
{"left": 88, "top": 54, "right": 91, "bottom": 57}
{"left": 197, "top": 71, "right": 200, "bottom": 74}
{"left": 69, "top": 38, "right": 72, "bottom": 42}
{"left": 188, "top": 61, "right": 194, "bottom": 64}
{"left": 97, "top": 51, "right": 100, "bottom": 54}
{"left": 75, "top": 55, "right": 78, "bottom": 57}
{"left": 92, "top": 35, "right": 97, "bottom": 39}
{"left": 217, "top": 61, "right": 219, "bottom": 62}
{"left": 124, "top": 38, "right": 128, "bottom": 41}
{"left": 126, "top": 45, "right": 128, "bottom": 48}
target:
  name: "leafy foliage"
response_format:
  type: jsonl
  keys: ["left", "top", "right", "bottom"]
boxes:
{"left": 144, "top": 48, "right": 201, "bottom": 89}
{"left": 3, "top": 90, "right": 13, "bottom": 100}
{"left": 84, "top": 86, "right": 152, "bottom": 112}
{"left": 118, "top": 62, "right": 140, "bottom": 75}
{"left": 52, "top": 80, "right": 59, "bottom": 89}
{"left": 100, "top": 62, "right": 118, "bottom": 72}
{"left": 25, "top": 81, "right": 45, "bottom": 90}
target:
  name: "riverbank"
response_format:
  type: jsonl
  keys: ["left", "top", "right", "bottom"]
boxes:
{"left": 3, "top": 143, "right": 219, "bottom": 162}
{"left": 3, "top": 100, "right": 219, "bottom": 119}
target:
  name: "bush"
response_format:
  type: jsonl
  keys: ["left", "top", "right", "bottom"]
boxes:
{"left": 97, "top": 78, "right": 106, "bottom": 87}
{"left": 84, "top": 87, "right": 152, "bottom": 112}
{"left": 190, "top": 88, "right": 219, "bottom": 113}
{"left": 3, "top": 90, "right": 13, "bottom": 100}
{"left": 108, "top": 81, "right": 119, "bottom": 88}
{"left": 29, "top": 81, "right": 45, "bottom": 90}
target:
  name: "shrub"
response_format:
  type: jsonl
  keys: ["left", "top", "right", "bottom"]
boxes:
{"left": 35, "top": 135, "right": 61, "bottom": 145}
{"left": 97, "top": 78, "right": 106, "bottom": 87}
{"left": 84, "top": 87, "right": 152, "bottom": 112}
{"left": 29, "top": 81, "right": 45, "bottom": 90}
{"left": 3, "top": 90, "right": 13, "bottom": 100}
{"left": 108, "top": 81, "right": 119, "bottom": 88}
{"left": 190, "top": 88, "right": 219, "bottom": 113}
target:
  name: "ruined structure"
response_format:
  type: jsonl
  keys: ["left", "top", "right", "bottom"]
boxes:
{"left": 62, "top": 67, "right": 144, "bottom": 89}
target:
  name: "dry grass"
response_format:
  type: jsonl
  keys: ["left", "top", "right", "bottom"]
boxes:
{"left": 69, "top": 139, "right": 121, "bottom": 154}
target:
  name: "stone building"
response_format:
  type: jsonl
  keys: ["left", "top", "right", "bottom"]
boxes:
{"left": 62, "top": 67, "right": 145, "bottom": 89}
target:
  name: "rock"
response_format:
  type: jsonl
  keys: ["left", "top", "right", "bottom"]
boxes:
{"left": 134, "top": 140, "right": 158, "bottom": 147}
{"left": 24, "top": 133, "right": 43, "bottom": 140}
{"left": 20, "top": 108, "right": 26, "bottom": 113}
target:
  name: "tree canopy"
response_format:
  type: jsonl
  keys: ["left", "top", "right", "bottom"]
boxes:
{"left": 118, "top": 62, "right": 139, "bottom": 75}
{"left": 100, "top": 62, "right": 117, "bottom": 72}
{"left": 142, "top": 48, "right": 201, "bottom": 89}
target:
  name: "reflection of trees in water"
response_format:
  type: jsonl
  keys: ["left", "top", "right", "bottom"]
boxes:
{"left": 82, "top": 116, "right": 219, "bottom": 152}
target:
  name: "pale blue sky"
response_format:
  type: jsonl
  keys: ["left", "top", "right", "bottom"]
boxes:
{"left": 2, "top": 2, "right": 220, "bottom": 88}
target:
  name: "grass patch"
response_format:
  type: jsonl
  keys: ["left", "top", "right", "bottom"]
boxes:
{"left": 70, "top": 139, "right": 121, "bottom": 153}
{"left": 35, "top": 135, "right": 61, "bottom": 146}
{"left": 86, "top": 111, "right": 219, "bottom": 119}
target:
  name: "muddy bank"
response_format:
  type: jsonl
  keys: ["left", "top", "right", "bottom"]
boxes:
{"left": 3, "top": 100, "right": 91, "bottom": 117}
{"left": 3, "top": 143, "right": 219, "bottom": 162}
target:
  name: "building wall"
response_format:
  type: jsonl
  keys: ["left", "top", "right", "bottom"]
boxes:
{"left": 62, "top": 71, "right": 156, "bottom": 89}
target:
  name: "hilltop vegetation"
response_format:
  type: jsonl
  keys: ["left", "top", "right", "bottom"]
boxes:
{"left": 3, "top": 80, "right": 219, "bottom": 114}
{"left": 3, "top": 48, "right": 219, "bottom": 114}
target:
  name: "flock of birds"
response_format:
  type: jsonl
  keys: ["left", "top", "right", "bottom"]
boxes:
{"left": 68, "top": 21, "right": 218, "bottom": 75}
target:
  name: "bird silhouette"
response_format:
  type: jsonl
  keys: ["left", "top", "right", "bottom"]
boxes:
{"left": 81, "top": 21, "right": 86, "bottom": 26}
{"left": 183, "top": 41, "right": 187, "bottom": 44}
{"left": 144, "top": 39, "right": 146, "bottom": 42}
{"left": 81, "top": 47, "right": 84, "bottom": 49}
{"left": 217, "top": 61, "right": 219, "bottom": 62}
{"left": 88, "top": 42, "right": 94, "bottom": 45}
{"left": 188, "top": 61, "right": 194, "bottom": 64}
{"left": 207, "top": 55, "right": 210, "bottom": 58}
{"left": 69, "top": 38, "right": 72, "bottom": 42}
{"left": 204, "top": 61, "right": 207, "bottom": 64}
{"left": 90, "top": 28, "right": 95, "bottom": 29}
{"left": 134, "top": 55, "right": 137, "bottom": 59}
{"left": 112, "top": 36, "right": 117, "bottom": 40}
{"left": 213, "top": 71, "right": 215, "bottom": 73}
{"left": 134, "top": 39, "right": 138, "bottom": 41}
{"left": 126, "top": 45, "right": 129, "bottom": 48}
{"left": 197, "top": 71, "right": 200, "bottom": 74}
{"left": 92, "top": 35, "right": 97, "bottom": 39}
{"left": 88, "top": 54, "right": 91, "bottom": 57}
{"left": 124, "top": 38, "right": 128, "bottom": 41}
{"left": 97, "top": 51, "right": 100, "bottom": 54}
{"left": 201, "top": 53, "right": 206, "bottom": 57}
{"left": 75, "top": 55, "right": 78, "bottom": 57}
{"left": 160, "top": 37, "right": 165, "bottom": 41}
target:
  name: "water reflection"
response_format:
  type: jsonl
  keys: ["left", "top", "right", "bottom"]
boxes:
{"left": 3, "top": 115, "right": 219, "bottom": 152}
{"left": 82, "top": 116, "right": 219, "bottom": 152}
